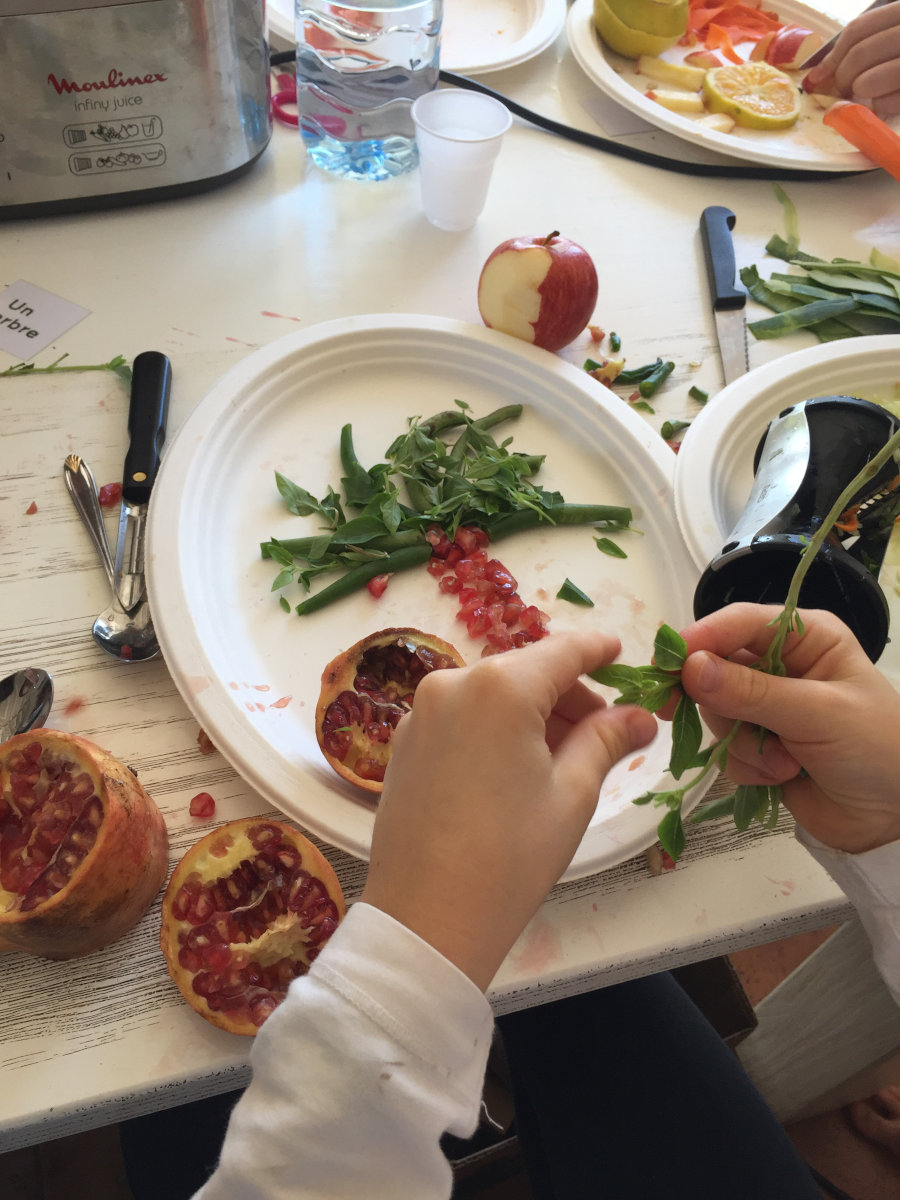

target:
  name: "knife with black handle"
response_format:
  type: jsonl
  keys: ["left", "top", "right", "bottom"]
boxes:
{"left": 114, "top": 351, "right": 172, "bottom": 612}
{"left": 700, "top": 206, "right": 749, "bottom": 388}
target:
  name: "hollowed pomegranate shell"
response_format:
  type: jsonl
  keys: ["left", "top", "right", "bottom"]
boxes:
{"left": 160, "top": 817, "right": 346, "bottom": 1036}
{"left": 0, "top": 729, "right": 169, "bottom": 960}
{"left": 315, "top": 627, "right": 465, "bottom": 794}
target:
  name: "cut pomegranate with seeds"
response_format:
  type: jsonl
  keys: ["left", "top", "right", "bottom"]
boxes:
{"left": 0, "top": 729, "right": 168, "bottom": 960}
{"left": 160, "top": 817, "right": 346, "bottom": 1035}
{"left": 189, "top": 792, "right": 216, "bottom": 818}
{"left": 315, "top": 628, "right": 465, "bottom": 795}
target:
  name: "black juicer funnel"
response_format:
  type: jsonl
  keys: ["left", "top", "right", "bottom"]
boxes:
{"left": 693, "top": 395, "right": 900, "bottom": 662}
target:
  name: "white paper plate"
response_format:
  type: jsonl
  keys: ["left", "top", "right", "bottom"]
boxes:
{"left": 674, "top": 335, "right": 900, "bottom": 681}
{"left": 566, "top": 0, "right": 894, "bottom": 171}
{"left": 269, "top": 0, "right": 567, "bottom": 75}
{"left": 147, "top": 315, "right": 706, "bottom": 880}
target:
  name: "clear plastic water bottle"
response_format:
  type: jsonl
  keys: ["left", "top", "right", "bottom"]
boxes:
{"left": 295, "top": 0, "right": 442, "bottom": 181}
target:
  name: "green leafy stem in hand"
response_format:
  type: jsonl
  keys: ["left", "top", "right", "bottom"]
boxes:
{"left": 0, "top": 353, "right": 133, "bottom": 383}
{"left": 593, "top": 422, "right": 900, "bottom": 861}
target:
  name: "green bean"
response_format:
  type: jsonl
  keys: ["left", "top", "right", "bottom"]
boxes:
{"left": 261, "top": 529, "right": 424, "bottom": 560}
{"left": 295, "top": 544, "right": 432, "bottom": 616}
{"left": 638, "top": 361, "right": 674, "bottom": 398}
{"left": 488, "top": 504, "right": 633, "bottom": 541}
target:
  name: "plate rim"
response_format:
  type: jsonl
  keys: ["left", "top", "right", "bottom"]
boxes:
{"left": 147, "top": 313, "right": 707, "bottom": 880}
{"left": 566, "top": 0, "right": 879, "bottom": 172}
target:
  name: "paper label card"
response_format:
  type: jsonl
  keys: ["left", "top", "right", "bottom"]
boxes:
{"left": 0, "top": 280, "right": 90, "bottom": 358}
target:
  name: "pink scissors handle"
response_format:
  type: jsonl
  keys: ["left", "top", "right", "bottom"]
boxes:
{"left": 272, "top": 73, "right": 299, "bottom": 127}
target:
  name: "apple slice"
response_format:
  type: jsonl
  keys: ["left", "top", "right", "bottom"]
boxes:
{"left": 765, "top": 24, "right": 824, "bottom": 71}
{"left": 684, "top": 50, "right": 723, "bottom": 69}
{"left": 645, "top": 88, "right": 705, "bottom": 112}
{"left": 636, "top": 55, "right": 707, "bottom": 89}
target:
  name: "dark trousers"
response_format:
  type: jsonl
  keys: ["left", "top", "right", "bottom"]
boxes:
{"left": 496, "top": 972, "right": 824, "bottom": 1200}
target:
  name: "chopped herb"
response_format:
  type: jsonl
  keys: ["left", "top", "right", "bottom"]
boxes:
{"left": 556, "top": 578, "right": 595, "bottom": 606}
{"left": 594, "top": 536, "right": 627, "bottom": 558}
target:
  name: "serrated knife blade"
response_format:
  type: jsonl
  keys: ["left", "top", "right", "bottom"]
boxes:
{"left": 114, "top": 351, "right": 172, "bottom": 612}
{"left": 700, "top": 206, "right": 749, "bottom": 388}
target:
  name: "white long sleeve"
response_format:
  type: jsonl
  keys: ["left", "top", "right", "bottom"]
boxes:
{"left": 194, "top": 901, "right": 494, "bottom": 1200}
{"left": 796, "top": 827, "right": 900, "bottom": 1006}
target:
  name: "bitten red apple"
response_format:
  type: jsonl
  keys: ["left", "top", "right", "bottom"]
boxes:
{"left": 477, "top": 231, "right": 599, "bottom": 354}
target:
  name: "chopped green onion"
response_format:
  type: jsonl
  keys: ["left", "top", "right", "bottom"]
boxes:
{"left": 609, "top": 331, "right": 621, "bottom": 352}
{"left": 688, "top": 385, "right": 708, "bottom": 403}
{"left": 661, "top": 419, "right": 691, "bottom": 440}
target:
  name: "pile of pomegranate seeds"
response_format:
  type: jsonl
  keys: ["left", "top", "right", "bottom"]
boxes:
{"left": 426, "top": 525, "right": 549, "bottom": 655}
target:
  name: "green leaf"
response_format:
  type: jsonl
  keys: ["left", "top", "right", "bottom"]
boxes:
{"left": 732, "top": 784, "right": 768, "bottom": 832}
{"left": 594, "top": 537, "right": 627, "bottom": 558}
{"left": 557, "top": 578, "right": 595, "bottom": 606}
{"left": 279, "top": 595, "right": 291, "bottom": 613}
{"left": 657, "top": 808, "right": 686, "bottom": 861}
{"left": 653, "top": 624, "right": 687, "bottom": 671}
{"left": 669, "top": 694, "right": 702, "bottom": 781}
{"left": 270, "top": 567, "right": 295, "bottom": 591}
{"left": 590, "top": 663, "right": 646, "bottom": 691}
{"left": 690, "top": 791, "right": 737, "bottom": 824}
{"left": 632, "top": 791, "right": 656, "bottom": 806}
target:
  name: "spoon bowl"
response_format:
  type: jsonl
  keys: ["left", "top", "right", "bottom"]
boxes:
{"left": 0, "top": 668, "right": 54, "bottom": 743}
{"left": 92, "top": 599, "right": 159, "bottom": 662}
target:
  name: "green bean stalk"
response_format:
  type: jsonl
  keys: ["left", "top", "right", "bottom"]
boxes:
{"left": 262, "top": 401, "right": 635, "bottom": 614}
{"left": 594, "top": 423, "right": 900, "bottom": 862}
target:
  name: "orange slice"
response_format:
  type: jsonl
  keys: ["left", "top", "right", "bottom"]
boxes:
{"left": 702, "top": 62, "right": 801, "bottom": 130}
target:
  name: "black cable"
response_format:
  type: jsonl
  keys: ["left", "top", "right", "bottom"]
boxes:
{"left": 438, "top": 69, "right": 863, "bottom": 182}
{"left": 267, "top": 46, "right": 862, "bottom": 182}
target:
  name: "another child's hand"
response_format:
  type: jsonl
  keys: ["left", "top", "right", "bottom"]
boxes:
{"left": 803, "top": 1, "right": 900, "bottom": 118}
{"left": 677, "top": 604, "right": 900, "bottom": 855}
{"left": 361, "top": 632, "right": 656, "bottom": 990}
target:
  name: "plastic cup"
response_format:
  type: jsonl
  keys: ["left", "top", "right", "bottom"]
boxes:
{"left": 411, "top": 89, "right": 512, "bottom": 231}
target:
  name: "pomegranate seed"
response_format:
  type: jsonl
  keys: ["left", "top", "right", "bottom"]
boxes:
{"left": 366, "top": 573, "right": 392, "bottom": 598}
{"left": 25, "top": 500, "right": 38, "bottom": 515}
{"left": 98, "top": 482, "right": 123, "bottom": 507}
{"left": 197, "top": 729, "right": 216, "bottom": 756}
{"left": 426, "top": 557, "right": 447, "bottom": 578}
{"left": 438, "top": 575, "right": 462, "bottom": 594}
{"left": 189, "top": 792, "right": 216, "bottom": 819}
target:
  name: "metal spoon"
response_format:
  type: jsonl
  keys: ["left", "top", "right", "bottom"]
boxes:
{"left": 0, "top": 668, "right": 54, "bottom": 743}
{"left": 64, "top": 455, "right": 160, "bottom": 661}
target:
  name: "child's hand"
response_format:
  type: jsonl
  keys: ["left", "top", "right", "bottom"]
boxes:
{"left": 677, "top": 603, "right": 900, "bottom": 855}
{"left": 361, "top": 631, "right": 656, "bottom": 990}
{"left": 804, "top": 1, "right": 900, "bottom": 118}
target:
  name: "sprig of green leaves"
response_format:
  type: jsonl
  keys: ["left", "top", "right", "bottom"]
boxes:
{"left": 0, "top": 353, "right": 132, "bottom": 383}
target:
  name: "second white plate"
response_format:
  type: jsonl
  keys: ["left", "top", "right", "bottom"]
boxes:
{"left": 147, "top": 315, "right": 707, "bottom": 880}
{"left": 269, "top": 0, "right": 567, "bottom": 74}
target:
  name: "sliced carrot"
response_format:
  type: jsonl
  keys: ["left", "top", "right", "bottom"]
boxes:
{"left": 705, "top": 22, "right": 745, "bottom": 61}
{"left": 823, "top": 101, "right": 900, "bottom": 184}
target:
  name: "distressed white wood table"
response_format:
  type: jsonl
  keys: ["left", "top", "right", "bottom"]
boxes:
{"left": 0, "top": 7, "right": 895, "bottom": 1151}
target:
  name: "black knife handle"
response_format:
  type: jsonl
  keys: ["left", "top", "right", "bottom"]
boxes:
{"left": 700, "top": 206, "right": 746, "bottom": 313}
{"left": 122, "top": 351, "right": 171, "bottom": 506}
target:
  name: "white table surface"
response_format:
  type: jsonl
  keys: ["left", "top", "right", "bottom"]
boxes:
{"left": 0, "top": 2, "right": 894, "bottom": 1150}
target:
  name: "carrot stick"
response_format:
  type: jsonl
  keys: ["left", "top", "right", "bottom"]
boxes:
{"left": 823, "top": 101, "right": 900, "bottom": 184}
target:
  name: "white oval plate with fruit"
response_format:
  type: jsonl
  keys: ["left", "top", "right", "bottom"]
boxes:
{"left": 147, "top": 314, "right": 709, "bottom": 881}
{"left": 567, "top": 0, "right": 896, "bottom": 169}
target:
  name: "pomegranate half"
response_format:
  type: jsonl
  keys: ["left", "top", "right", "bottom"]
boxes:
{"left": 160, "top": 817, "right": 346, "bottom": 1036}
{"left": 315, "top": 627, "right": 465, "bottom": 793}
{"left": 0, "top": 729, "right": 169, "bottom": 960}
